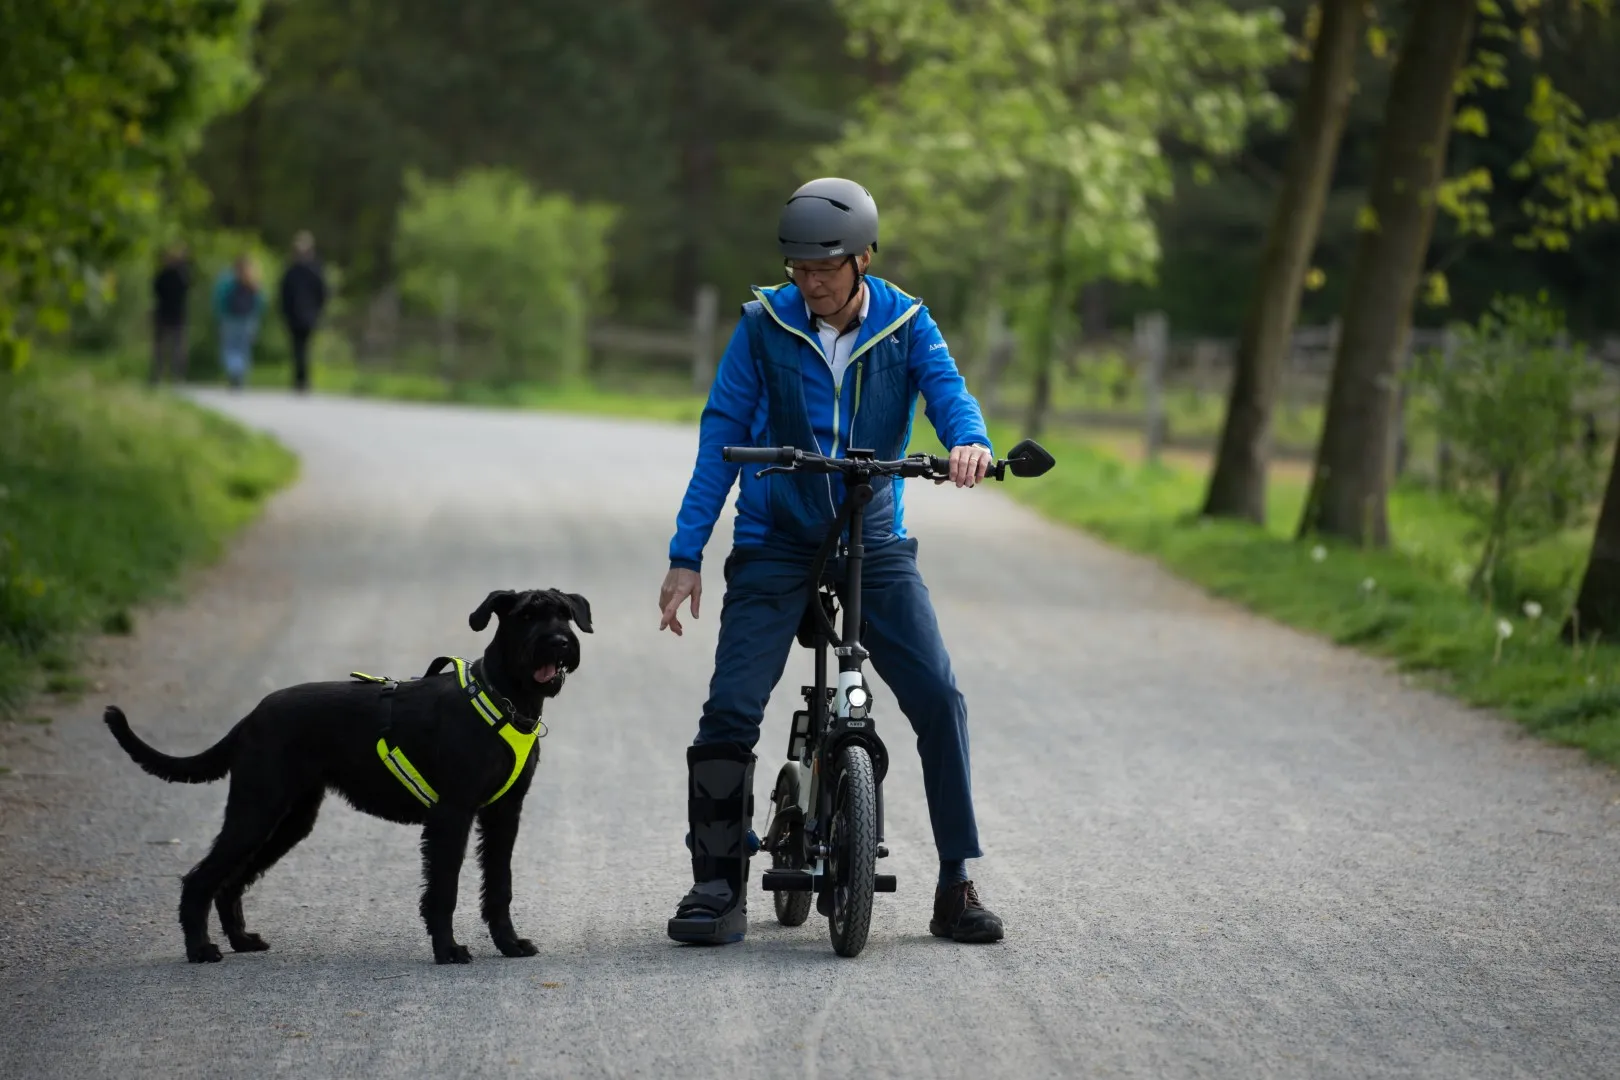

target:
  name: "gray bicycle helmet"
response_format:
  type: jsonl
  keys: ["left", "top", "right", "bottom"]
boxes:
{"left": 778, "top": 178, "right": 879, "bottom": 260}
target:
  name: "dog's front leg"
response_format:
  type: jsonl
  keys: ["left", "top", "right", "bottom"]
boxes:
{"left": 477, "top": 801, "right": 537, "bottom": 957}
{"left": 420, "top": 808, "right": 476, "bottom": 964}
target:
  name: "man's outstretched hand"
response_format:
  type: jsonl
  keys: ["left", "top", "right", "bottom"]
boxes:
{"left": 659, "top": 568, "right": 702, "bottom": 636}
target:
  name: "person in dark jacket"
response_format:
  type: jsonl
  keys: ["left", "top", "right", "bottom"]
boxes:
{"left": 150, "top": 245, "right": 191, "bottom": 385}
{"left": 277, "top": 230, "right": 328, "bottom": 392}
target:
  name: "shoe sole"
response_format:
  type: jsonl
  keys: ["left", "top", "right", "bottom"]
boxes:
{"left": 929, "top": 919, "right": 1005, "bottom": 944}
{"left": 668, "top": 916, "right": 747, "bottom": 945}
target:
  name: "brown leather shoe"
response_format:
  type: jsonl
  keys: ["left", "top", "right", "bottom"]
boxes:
{"left": 930, "top": 880, "right": 1005, "bottom": 943}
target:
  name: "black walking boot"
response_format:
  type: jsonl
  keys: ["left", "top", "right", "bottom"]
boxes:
{"left": 667, "top": 743, "right": 756, "bottom": 944}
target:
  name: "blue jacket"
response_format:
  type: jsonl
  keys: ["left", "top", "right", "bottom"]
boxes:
{"left": 668, "top": 276, "right": 992, "bottom": 571}
{"left": 212, "top": 271, "right": 265, "bottom": 323}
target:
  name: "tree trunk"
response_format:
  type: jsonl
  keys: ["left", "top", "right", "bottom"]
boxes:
{"left": 1296, "top": 0, "right": 1476, "bottom": 545}
{"left": 1202, "top": 0, "right": 1366, "bottom": 524}
{"left": 1565, "top": 428, "right": 1620, "bottom": 642}
{"left": 671, "top": 130, "right": 717, "bottom": 310}
{"left": 1024, "top": 180, "right": 1072, "bottom": 441}
{"left": 668, "top": 7, "right": 715, "bottom": 312}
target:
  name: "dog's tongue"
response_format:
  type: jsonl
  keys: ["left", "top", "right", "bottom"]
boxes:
{"left": 534, "top": 664, "right": 559, "bottom": 684}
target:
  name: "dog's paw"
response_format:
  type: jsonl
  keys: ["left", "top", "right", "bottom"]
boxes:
{"left": 434, "top": 942, "right": 472, "bottom": 965}
{"left": 497, "top": 937, "right": 539, "bottom": 958}
{"left": 187, "top": 942, "right": 224, "bottom": 964}
{"left": 228, "top": 932, "right": 270, "bottom": 953}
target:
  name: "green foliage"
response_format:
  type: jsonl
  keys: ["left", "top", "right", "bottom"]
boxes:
{"left": 0, "top": 0, "right": 261, "bottom": 370}
{"left": 190, "top": 0, "right": 864, "bottom": 319}
{"left": 0, "top": 358, "right": 297, "bottom": 715}
{"left": 817, "top": 0, "right": 1292, "bottom": 300}
{"left": 1436, "top": 0, "right": 1620, "bottom": 266}
{"left": 393, "top": 169, "right": 617, "bottom": 384}
{"left": 1406, "top": 294, "right": 1606, "bottom": 598}
{"left": 1126, "top": 0, "right": 1620, "bottom": 339}
{"left": 1511, "top": 73, "right": 1620, "bottom": 249}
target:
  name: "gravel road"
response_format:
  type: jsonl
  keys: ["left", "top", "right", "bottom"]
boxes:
{"left": 1, "top": 389, "right": 1616, "bottom": 1079}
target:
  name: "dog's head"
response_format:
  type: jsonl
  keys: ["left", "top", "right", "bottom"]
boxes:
{"left": 469, "top": 588, "right": 592, "bottom": 703}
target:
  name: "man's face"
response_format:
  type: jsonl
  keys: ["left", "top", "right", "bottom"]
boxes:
{"left": 788, "top": 252, "right": 870, "bottom": 316}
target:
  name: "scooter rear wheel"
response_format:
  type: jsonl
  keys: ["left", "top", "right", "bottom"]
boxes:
{"left": 769, "top": 769, "right": 813, "bottom": 927}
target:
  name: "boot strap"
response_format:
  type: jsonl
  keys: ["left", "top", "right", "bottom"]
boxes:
{"left": 689, "top": 795, "right": 752, "bottom": 821}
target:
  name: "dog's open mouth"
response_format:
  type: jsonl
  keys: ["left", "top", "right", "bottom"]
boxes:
{"left": 533, "top": 664, "right": 562, "bottom": 684}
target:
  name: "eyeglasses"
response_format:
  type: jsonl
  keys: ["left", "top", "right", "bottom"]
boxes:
{"left": 785, "top": 258, "right": 853, "bottom": 283}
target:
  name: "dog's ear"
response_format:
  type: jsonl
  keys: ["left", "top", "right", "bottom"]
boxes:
{"left": 562, "top": 591, "right": 594, "bottom": 633}
{"left": 469, "top": 590, "right": 520, "bottom": 632}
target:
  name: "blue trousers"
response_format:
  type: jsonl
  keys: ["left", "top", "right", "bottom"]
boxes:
{"left": 694, "top": 537, "right": 982, "bottom": 861}
{"left": 219, "top": 318, "right": 258, "bottom": 386}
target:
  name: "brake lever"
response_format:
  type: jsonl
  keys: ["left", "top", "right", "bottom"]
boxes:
{"left": 754, "top": 466, "right": 798, "bottom": 479}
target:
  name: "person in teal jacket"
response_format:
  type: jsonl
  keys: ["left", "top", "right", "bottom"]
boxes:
{"left": 660, "top": 178, "right": 1005, "bottom": 947}
{"left": 212, "top": 255, "right": 266, "bottom": 389}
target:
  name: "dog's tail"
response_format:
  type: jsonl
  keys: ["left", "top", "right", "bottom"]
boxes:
{"left": 102, "top": 706, "right": 237, "bottom": 784}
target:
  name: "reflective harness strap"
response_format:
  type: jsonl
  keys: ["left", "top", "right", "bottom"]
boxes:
{"left": 354, "top": 656, "right": 543, "bottom": 810}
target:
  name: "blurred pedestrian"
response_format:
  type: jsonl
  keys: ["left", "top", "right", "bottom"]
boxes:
{"left": 213, "top": 254, "right": 265, "bottom": 390}
{"left": 150, "top": 244, "right": 191, "bottom": 385}
{"left": 278, "top": 230, "right": 328, "bottom": 393}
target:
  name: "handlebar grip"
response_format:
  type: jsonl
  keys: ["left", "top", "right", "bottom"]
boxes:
{"left": 723, "top": 446, "right": 796, "bottom": 464}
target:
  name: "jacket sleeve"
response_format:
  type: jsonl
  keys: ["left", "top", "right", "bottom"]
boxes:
{"left": 668, "top": 317, "right": 760, "bottom": 572}
{"left": 908, "top": 304, "right": 993, "bottom": 456}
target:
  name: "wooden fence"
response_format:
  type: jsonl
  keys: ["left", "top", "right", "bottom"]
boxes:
{"left": 341, "top": 283, "right": 722, "bottom": 392}
{"left": 981, "top": 312, "right": 1620, "bottom": 472}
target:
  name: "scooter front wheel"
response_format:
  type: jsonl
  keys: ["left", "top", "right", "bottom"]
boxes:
{"left": 827, "top": 744, "right": 877, "bottom": 957}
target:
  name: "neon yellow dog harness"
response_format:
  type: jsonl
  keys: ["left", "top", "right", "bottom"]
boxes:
{"left": 352, "top": 655, "right": 545, "bottom": 810}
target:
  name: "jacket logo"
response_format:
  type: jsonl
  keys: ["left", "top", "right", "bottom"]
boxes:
{"left": 889, "top": 334, "right": 900, "bottom": 345}
{"left": 929, "top": 341, "right": 946, "bottom": 350}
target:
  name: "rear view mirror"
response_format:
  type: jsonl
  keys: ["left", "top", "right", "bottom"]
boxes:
{"left": 1005, "top": 439, "right": 1055, "bottom": 478}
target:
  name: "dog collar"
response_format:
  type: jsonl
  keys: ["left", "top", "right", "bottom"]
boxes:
{"left": 459, "top": 656, "right": 543, "bottom": 735}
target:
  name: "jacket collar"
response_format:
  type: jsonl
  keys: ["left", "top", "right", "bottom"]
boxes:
{"left": 753, "top": 276, "right": 920, "bottom": 359}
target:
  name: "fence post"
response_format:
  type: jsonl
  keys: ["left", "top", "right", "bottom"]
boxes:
{"left": 691, "top": 284, "right": 719, "bottom": 394}
{"left": 1136, "top": 310, "right": 1169, "bottom": 463}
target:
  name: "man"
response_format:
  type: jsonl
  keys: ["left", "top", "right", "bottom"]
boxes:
{"left": 660, "top": 177, "right": 1004, "bottom": 946}
{"left": 150, "top": 244, "right": 190, "bottom": 386}
{"left": 277, "top": 230, "right": 328, "bottom": 392}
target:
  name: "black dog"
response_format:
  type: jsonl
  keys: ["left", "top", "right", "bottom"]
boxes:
{"left": 104, "top": 588, "right": 591, "bottom": 965}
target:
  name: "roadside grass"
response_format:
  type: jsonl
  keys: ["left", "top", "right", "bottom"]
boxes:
{"left": 0, "top": 359, "right": 298, "bottom": 717}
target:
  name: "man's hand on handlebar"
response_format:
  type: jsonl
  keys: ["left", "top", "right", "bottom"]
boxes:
{"left": 659, "top": 568, "right": 701, "bottom": 636}
{"left": 938, "top": 443, "right": 992, "bottom": 488}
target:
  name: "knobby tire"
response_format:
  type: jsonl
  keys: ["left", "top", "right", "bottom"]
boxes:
{"left": 828, "top": 744, "right": 877, "bottom": 957}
